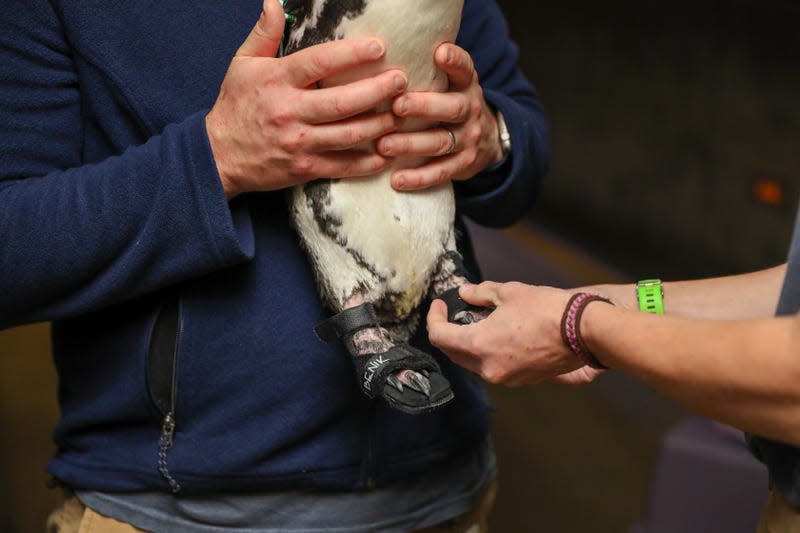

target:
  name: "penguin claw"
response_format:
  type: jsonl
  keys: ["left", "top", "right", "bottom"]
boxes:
{"left": 387, "top": 374, "right": 404, "bottom": 393}
{"left": 403, "top": 370, "right": 431, "bottom": 397}
{"left": 387, "top": 371, "right": 431, "bottom": 397}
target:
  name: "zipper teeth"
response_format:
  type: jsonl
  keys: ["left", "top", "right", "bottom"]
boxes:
{"left": 156, "top": 296, "right": 182, "bottom": 493}
{"left": 170, "top": 298, "right": 181, "bottom": 416}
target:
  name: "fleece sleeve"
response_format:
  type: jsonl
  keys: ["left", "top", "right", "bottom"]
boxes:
{"left": 0, "top": 2, "right": 254, "bottom": 329}
{"left": 454, "top": 0, "right": 550, "bottom": 227}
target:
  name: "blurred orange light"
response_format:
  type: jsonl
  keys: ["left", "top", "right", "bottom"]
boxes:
{"left": 752, "top": 179, "right": 785, "bottom": 206}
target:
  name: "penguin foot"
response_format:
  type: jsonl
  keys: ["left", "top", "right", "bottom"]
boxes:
{"left": 315, "top": 303, "right": 454, "bottom": 414}
{"left": 431, "top": 251, "right": 493, "bottom": 325}
{"left": 436, "top": 287, "right": 493, "bottom": 325}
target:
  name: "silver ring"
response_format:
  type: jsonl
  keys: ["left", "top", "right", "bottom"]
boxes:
{"left": 442, "top": 126, "right": 456, "bottom": 155}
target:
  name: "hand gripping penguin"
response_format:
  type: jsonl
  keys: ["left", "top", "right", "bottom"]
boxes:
{"left": 283, "top": 0, "right": 489, "bottom": 414}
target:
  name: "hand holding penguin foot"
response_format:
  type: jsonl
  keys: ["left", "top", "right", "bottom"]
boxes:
{"left": 431, "top": 253, "right": 495, "bottom": 325}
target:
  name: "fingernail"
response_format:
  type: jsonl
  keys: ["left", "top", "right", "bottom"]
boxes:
{"left": 382, "top": 138, "right": 393, "bottom": 154}
{"left": 394, "top": 174, "right": 406, "bottom": 188}
{"left": 397, "top": 97, "right": 409, "bottom": 115}
{"left": 393, "top": 75, "right": 407, "bottom": 92}
{"left": 369, "top": 40, "right": 384, "bottom": 58}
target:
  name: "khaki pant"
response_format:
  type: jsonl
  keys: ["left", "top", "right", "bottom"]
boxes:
{"left": 46, "top": 496, "right": 147, "bottom": 533}
{"left": 756, "top": 489, "right": 800, "bottom": 533}
{"left": 47, "top": 480, "right": 497, "bottom": 533}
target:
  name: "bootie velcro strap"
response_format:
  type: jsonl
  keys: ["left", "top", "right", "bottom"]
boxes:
{"left": 314, "top": 303, "right": 379, "bottom": 343}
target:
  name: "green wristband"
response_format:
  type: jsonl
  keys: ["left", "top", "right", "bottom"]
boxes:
{"left": 636, "top": 279, "right": 664, "bottom": 314}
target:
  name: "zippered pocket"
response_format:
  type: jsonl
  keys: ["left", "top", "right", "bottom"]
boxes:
{"left": 146, "top": 295, "right": 182, "bottom": 493}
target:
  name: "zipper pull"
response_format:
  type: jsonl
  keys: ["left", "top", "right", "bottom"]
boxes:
{"left": 158, "top": 412, "right": 181, "bottom": 493}
{"left": 160, "top": 413, "right": 175, "bottom": 449}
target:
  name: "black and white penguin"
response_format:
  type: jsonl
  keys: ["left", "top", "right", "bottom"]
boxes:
{"left": 283, "top": 0, "right": 487, "bottom": 414}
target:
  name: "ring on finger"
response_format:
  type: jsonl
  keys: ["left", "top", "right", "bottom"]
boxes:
{"left": 442, "top": 126, "right": 456, "bottom": 155}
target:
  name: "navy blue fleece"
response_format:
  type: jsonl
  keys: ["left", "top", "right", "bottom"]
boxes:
{"left": 0, "top": 0, "right": 549, "bottom": 492}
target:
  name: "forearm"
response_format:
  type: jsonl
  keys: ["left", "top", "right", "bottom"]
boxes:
{"left": 585, "top": 264, "right": 787, "bottom": 320}
{"left": 662, "top": 265, "right": 786, "bottom": 319}
{"left": 0, "top": 4, "right": 255, "bottom": 328}
{"left": 454, "top": 89, "right": 548, "bottom": 227}
{"left": 583, "top": 302, "right": 800, "bottom": 446}
{"left": 453, "top": 0, "right": 549, "bottom": 227}
{"left": 0, "top": 114, "right": 254, "bottom": 328}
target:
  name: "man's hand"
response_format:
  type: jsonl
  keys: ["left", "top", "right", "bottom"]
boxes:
{"left": 427, "top": 281, "right": 594, "bottom": 387}
{"left": 206, "top": 0, "right": 409, "bottom": 198}
{"left": 376, "top": 43, "right": 505, "bottom": 191}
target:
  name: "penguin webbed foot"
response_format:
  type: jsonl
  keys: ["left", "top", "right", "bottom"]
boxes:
{"left": 431, "top": 251, "right": 494, "bottom": 325}
{"left": 314, "top": 303, "right": 454, "bottom": 414}
{"left": 436, "top": 287, "right": 494, "bottom": 325}
{"left": 387, "top": 368, "right": 431, "bottom": 396}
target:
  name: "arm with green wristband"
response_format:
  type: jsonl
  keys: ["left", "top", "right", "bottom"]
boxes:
{"left": 584, "top": 264, "right": 786, "bottom": 320}
{"left": 426, "top": 262, "right": 800, "bottom": 446}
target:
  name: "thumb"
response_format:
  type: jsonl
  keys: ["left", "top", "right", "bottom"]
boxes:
{"left": 459, "top": 281, "right": 502, "bottom": 308}
{"left": 427, "top": 299, "right": 450, "bottom": 328}
{"left": 236, "top": 0, "right": 286, "bottom": 58}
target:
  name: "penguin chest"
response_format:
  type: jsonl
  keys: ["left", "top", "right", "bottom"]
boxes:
{"left": 295, "top": 175, "right": 455, "bottom": 315}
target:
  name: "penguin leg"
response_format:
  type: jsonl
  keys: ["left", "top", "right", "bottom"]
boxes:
{"left": 430, "top": 251, "right": 494, "bottom": 325}
{"left": 315, "top": 298, "right": 454, "bottom": 414}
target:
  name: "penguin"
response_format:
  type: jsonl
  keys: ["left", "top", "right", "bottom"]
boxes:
{"left": 283, "top": 0, "right": 488, "bottom": 414}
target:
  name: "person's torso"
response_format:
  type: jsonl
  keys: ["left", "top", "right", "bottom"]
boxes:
{"left": 47, "top": 0, "right": 492, "bottom": 493}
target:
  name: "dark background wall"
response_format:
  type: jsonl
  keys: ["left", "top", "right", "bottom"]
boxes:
{"left": 499, "top": 0, "right": 800, "bottom": 278}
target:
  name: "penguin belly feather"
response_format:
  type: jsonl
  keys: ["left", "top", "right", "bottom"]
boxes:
{"left": 286, "top": 0, "right": 465, "bottom": 338}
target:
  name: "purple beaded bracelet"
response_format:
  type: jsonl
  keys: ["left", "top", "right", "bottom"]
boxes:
{"left": 560, "top": 292, "right": 613, "bottom": 370}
